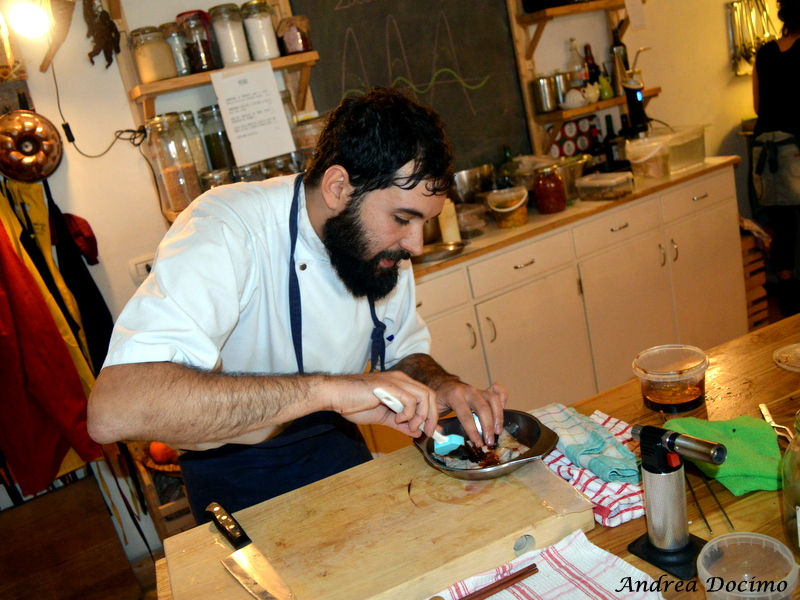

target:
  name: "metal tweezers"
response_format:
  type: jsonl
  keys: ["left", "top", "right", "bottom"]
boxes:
{"left": 759, "top": 403, "right": 795, "bottom": 442}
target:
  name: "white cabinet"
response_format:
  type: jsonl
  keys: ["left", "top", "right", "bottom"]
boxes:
{"left": 426, "top": 306, "right": 489, "bottom": 389}
{"left": 578, "top": 228, "right": 676, "bottom": 391}
{"left": 476, "top": 265, "right": 596, "bottom": 411}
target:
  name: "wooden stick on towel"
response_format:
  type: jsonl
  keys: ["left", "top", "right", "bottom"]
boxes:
{"left": 458, "top": 563, "right": 539, "bottom": 600}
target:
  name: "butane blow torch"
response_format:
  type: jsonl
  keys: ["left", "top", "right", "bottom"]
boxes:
{"left": 628, "top": 425, "right": 726, "bottom": 580}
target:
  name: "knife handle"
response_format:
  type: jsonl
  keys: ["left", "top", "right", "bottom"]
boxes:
{"left": 206, "top": 502, "right": 252, "bottom": 550}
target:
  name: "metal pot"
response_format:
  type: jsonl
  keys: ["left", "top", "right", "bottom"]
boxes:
{"left": 531, "top": 75, "right": 558, "bottom": 114}
{"left": 451, "top": 164, "right": 495, "bottom": 204}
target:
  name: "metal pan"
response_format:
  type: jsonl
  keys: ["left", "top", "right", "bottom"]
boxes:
{"left": 413, "top": 410, "right": 558, "bottom": 480}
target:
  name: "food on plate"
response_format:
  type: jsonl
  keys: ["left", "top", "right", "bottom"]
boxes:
{"left": 433, "top": 428, "right": 530, "bottom": 470}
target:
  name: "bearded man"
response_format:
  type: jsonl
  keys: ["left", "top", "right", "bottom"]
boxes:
{"left": 88, "top": 87, "right": 507, "bottom": 519}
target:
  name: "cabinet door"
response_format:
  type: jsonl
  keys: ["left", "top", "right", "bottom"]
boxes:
{"left": 476, "top": 266, "right": 596, "bottom": 411}
{"left": 579, "top": 229, "right": 676, "bottom": 392}
{"left": 666, "top": 199, "right": 748, "bottom": 349}
{"left": 427, "top": 306, "right": 490, "bottom": 389}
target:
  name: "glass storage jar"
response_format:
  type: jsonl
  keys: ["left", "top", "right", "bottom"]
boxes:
{"left": 241, "top": 0, "right": 280, "bottom": 60}
{"left": 533, "top": 165, "right": 567, "bottom": 214}
{"left": 201, "top": 168, "right": 233, "bottom": 190}
{"left": 198, "top": 104, "right": 236, "bottom": 171}
{"left": 233, "top": 162, "right": 266, "bottom": 182}
{"left": 783, "top": 410, "right": 800, "bottom": 557}
{"left": 130, "top": 26, "right": 178, "bottom": 84}
{"left": 276, "top": 16, "right": 312, "bottom": 55}
{"left": 177, "top": 110, "right": 210, "bottom": 176}
{"left": 176, "top": 10, "right": 220, "bottom": 73}
{"left": 159, "top": 22, "right": 191, "bottom": 76}
{"left": 145, "top": 114, "right": 203, "bottom": 222}
{"left": 209, "top": 4, "right": 251, "bottom": 66}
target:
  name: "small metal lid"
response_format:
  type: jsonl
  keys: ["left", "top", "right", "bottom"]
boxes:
{"left": 130, "top": 26, "right": 163, "bottom": 43}
{"left": 241, "top": 0, "right": 271, "bottom": 17}
{"left": 209, "top": 4, "right": 242, "bottom": 18}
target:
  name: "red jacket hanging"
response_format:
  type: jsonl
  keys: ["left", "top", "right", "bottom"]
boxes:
{"left": 0, "top": 224, "right": 101, "bottom": 496}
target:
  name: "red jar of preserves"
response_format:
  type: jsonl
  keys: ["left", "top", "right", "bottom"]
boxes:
{"left": 533, "top": 166, "right": 567, "bottom": 214}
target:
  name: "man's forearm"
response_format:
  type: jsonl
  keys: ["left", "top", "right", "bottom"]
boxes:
{"left": 87, "top": 361, "right": 329, "bottom": 446}
{"left": 392, "top": 353, "right": 460, "bottom": 394}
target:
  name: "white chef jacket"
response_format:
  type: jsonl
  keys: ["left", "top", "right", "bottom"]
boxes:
{"left": 104, "top": 174, "right": 431, "bottom": 377}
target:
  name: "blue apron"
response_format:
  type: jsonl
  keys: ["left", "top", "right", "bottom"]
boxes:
{"left": 180, "top": 173, "right": 384, "bottom": 519}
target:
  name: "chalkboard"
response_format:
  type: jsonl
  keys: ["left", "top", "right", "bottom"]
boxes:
{"left": 288, "top": 0, "right": 531, "bottom": 171}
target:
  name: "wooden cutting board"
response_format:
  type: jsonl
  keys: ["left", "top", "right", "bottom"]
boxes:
{"left": 164, "top": 446, "right": 594, "bottom": 600}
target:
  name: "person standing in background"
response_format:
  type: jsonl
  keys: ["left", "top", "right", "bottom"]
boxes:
{"left": 752, "top": 0, "right": 800, "bottom": 316}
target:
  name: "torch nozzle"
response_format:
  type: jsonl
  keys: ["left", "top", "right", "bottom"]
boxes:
{"left": 631, "top": 424, "right": 726, "bottom": 465}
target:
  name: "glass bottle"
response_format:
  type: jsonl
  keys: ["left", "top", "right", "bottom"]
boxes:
{"left": 130, "top": 26, "right": 178, "bottom": 84}
{"left": 241, "top": 0, "right": 280, "bottom": 61}
{"left": 603, "top": 114, "right": 621, "bottom": 163}
{"left": 159, "top": 22, "right": 191, "bottom": 76}
{"left": 209, "top": 4, "right": 251, "bottom": 66}
{"left": 145, "top": 114, "right": 203, "bottom": 222}
{"left": 533, "top": 166, "right": 567, "bottom": 214}
{"left": 782, "top": 410, "right": 800, "bottom": 557}
{"left": 177, "top": 110, "right": 210, "bottom": 176}
{"left": 177, "top": 10, "right": 220, "bottom": 73}
{"left": 566, "top": 38, "right": 587, "bottom": 89}
{"left": 584, "top": 43, "right": 601, "bottom": 85}
{"left": 198, "top": 104, "right": 237, "bottom": 171}
{"left": 497, "top": 145, "right": 517, "bottom": 189}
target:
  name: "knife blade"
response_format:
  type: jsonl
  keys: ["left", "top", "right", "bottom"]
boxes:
{"left": 205, "top": 502, "right": 295, "bottom": 600}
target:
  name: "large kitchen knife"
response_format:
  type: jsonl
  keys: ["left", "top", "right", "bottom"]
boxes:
{"left": 205, "top": 502, "right": 296, "bottom": 600}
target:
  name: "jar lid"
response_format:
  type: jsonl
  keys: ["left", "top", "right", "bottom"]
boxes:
{"left": 160, "top": 112, "right": 181, "bottom": 122}
{"left": 198, "top": 105, "right": 221, "bottom": 116}
{"left": 177, "top": 110, "right": 196, "bottom": 121}
{"left": 536, "top": 165, "right": 559, "bottom": 175}
{"left": 158, "top": 22, "right": 180, "bottom": 37}
{"left": 241, "top": 0, "right": 270, "bottom": 15}
{"left": 176, "top": 10, "right": 210, "bottom": 25}
{"left": 130, "top": 26, "right": 163, "bottom": 40}
{"left": 209, "top": 4, "right": 241, "bottom": 17}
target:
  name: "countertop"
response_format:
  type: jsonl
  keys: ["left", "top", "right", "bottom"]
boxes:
{"left": 413, "top": 156, "right": 741, "bottom": 279}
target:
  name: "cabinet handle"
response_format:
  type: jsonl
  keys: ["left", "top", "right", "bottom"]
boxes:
{"left": 486, "top": 317, "right": 497, "bottom": 343}
{"left": 659, "top": 243, "right": 666, "bottom": 266}
{"left": 671, "top": 238, "right": 679, "bottom": 261}
{"left": 467, "top": 323, "right": 477, "bottom": 349}
{"left": 513, "top": 258, "right": 536, "bottom": 270}
{"left": 692, "top": 192, "right": 708, "bottom": 201}
{"left": 610, "top": 222, "right": 629, "bottom": 232}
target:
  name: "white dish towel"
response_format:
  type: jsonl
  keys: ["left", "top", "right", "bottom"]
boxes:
{"left": 427, "top": 529, "right": 665, "bottom": 600}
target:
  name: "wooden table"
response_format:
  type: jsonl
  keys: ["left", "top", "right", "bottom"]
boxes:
{"left": 159, "top": 314, "right": 800, "bottom": 599}
{"left": 576, "top": 313, "right": 800, "bottom": 598}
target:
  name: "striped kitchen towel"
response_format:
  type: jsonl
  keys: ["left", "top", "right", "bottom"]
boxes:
{"left": 427, "top": 529, "right": 665, "bottom": 600}
{"left": 533, "top": 405, "right": 644, "bottom": 527}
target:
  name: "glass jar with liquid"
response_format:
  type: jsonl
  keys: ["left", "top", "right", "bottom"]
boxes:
{"left": 145, "top": 114, "right": 203, "bottom": 222}
{"left": 198, "top": 104, "right": 236, "bottom": 171}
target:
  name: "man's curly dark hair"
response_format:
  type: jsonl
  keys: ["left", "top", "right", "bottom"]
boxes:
{"left": 304, "top": 87, "right": 454, "bottom": 207}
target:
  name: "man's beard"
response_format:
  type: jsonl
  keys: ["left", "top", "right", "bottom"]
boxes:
{"left": 322, "top": 201, "right": 411, "bottom": 301}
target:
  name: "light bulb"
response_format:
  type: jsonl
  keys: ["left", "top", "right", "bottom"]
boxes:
{"left": 8, "top": 2, "right": 50, "bottom": 39}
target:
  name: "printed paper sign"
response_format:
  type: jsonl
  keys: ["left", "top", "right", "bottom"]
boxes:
{"left": 210, "top": 62, "right": 295, "bottom": 167}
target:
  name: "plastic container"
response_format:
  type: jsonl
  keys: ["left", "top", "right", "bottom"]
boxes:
{"left": 209, "top": 4, "right": 251, "bottom": 66}
{"left": 575, "top": 172, "right": 633, "bottom": 201}
{"left": 647, "top": 125, "right": 706, "bottom": 174}
{"left": 241, "top": 0, "right": 280, "bottom": 60}
{"left": 483, "top": 186, "right": 529, "bottom": 229}
{"left": 632, "top": 344, "right": 708, "bottom": 413}
{"left": 130, "top": 26, "right": 178, "bottom": 84}
{"left": 696, "top": 533, "right": 798, "bottom": 600}
{"left": 626, "top": 138, "right": 670, "bottom": 179}
{"left": 438, "top": 198, "right": 461, "bottom": 243}
{"left": 455, "top": 203, "right": 486, "bottom": 239}
{"left": 782, "top": 410, "right": 800, "bottom": 557}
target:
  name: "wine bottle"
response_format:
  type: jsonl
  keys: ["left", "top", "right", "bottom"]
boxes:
{"left": 612, "top": 27, "right": 630, "bottom": 71}
{"left": 603, "top": 115, "right": 621, "bottom": 163}
{"left": 584, "top": 43, "right": 601, "bottom": 85}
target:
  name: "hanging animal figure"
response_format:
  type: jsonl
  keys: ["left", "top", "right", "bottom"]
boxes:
{"left": 83, "top": 0, "right": 120, "bottom": 68}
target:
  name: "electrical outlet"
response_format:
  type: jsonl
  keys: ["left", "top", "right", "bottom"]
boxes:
{"left": 128, "top": 255, "right": 154, "bottom": 285}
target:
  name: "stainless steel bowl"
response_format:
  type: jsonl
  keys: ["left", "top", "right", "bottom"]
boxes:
{"left": 451, "top": 164, "right": 496, "bottom": 204}
{"left": 413, "top": 410, "right": 558, "bottom": 480}
{"left": 411, "top": 241, "right": 466, "bottom": 264}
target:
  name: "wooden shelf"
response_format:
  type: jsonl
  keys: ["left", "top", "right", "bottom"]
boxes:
{"left": 128, "top": 51, "right": 319, "bottom": 120}
{"left": 535, "top": 86, "right": 661, "bottom": 124}
{"left": 516, "top": 0, "right": 626, "bottom": 26}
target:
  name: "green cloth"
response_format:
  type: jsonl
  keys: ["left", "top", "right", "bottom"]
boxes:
{"left": 666, "top": 416, "right": 782, "bottom": 496}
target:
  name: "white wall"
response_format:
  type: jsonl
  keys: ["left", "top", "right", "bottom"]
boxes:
{"left": 8, "top": 0, "right": 777, "bottom": 559}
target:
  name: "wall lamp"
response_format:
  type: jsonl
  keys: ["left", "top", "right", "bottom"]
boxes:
{"left": 7, "top": 0, "right": 50, "bottom": 39}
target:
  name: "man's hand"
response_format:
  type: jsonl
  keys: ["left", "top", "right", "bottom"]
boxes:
{"left": 329, "top": 371, "right": 439, "bottom": 437}
{"left": 434, "top": 380, "right": 507, "bottom": 447}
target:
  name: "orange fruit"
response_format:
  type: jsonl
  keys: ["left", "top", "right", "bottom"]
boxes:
{"left": 149, "top": 441, "right": 179, "bottom": 464}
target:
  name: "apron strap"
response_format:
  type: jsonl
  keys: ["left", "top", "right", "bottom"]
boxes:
{"left": 368, "top": 298, "right": 386, "bottom": 372}
{"left": 288, "top": 172, "right": 305, "bottom": 374}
